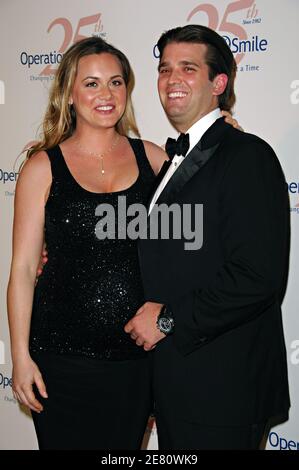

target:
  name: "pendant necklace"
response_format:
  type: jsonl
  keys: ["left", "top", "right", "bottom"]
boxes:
{"left": 75, "top": 134, "right": 120, "bottom": 176}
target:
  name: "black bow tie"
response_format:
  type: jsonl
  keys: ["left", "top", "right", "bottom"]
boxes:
{"left": 165, "top": 133, "right": 190, "bottom": 160}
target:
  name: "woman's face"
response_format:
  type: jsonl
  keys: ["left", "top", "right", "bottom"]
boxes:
{"left": 70, "top": 53, "right": 127, "bottom": 131}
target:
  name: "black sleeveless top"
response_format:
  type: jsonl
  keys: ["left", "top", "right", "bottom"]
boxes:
{"left": 29, "top": 138, "right": 156, "bottom": 361}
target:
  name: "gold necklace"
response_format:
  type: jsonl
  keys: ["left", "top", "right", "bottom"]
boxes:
{"left": 75, "top": 134, "right": 120, "bottom": 176}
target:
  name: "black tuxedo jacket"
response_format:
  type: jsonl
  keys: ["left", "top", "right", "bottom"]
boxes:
{"left": 139, "top": 118, "right": 290, "bottom": 426}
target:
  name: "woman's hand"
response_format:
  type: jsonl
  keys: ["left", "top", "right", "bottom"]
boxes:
{"left": 221, "top": 110, "right": 244, "bottom": 131}
{"left": 12, "top": 355, "right": 48, "bottom": 413}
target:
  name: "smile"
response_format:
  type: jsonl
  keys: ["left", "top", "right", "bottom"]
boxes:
{"left": 167, "top": 92, "right": 188, "bottom": 99}
{"left": 95, "top": 105, "right": 114, "bottom": 111}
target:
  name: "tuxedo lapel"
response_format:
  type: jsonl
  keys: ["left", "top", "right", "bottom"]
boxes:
{"left": 156, "top": 142, "right": 220, "bottom": 206}
{"left": 155, "top": 117, "right": 230, "bottom": 206}
{"left": 146, "top": 158, "right": 172, "bottom": 210}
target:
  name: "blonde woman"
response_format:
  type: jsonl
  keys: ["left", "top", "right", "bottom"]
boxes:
{"left": 7, "top": 37, "right": 166, "bottom": 450}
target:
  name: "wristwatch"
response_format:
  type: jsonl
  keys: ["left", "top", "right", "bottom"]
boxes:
{"left": 156, "top": 305, "right": 174, "bottom": 335}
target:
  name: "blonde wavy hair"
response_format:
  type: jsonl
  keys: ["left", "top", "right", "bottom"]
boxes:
{"left": 27, "top": 37, "right": 140, "bottom": 158}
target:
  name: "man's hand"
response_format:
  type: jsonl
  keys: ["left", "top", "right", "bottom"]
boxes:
{"left": 124, "top": 302, "right": 166, "bottom": 351}
{"left": 221, "top": 110, "right": 244, "bottom": 131}
{"left": 36, "top": 245, "right": 48, "bottom": 277}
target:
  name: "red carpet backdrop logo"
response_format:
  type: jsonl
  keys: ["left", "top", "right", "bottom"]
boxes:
{"left": 20, "top": 13, "right": 106, "bottom": 82}
{"left": 153, "top": 0, "right": 267, "bottom": 74}
{"left": 288, "top": 181, "right": 299, "bottom": 215}
{"left": 187, "top": 1, "right": 267, "bottom": 71}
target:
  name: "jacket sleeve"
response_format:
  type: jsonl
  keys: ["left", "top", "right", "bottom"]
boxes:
{"left": 170, "top": 139, "right": 290, "bottom": 355}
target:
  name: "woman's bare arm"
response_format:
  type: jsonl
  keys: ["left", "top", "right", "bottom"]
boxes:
{"left": 7, "top": 151, "right": 51, "bottom": 412}
{"left": 143, "top": 140, "right": 169, "bottom": 175}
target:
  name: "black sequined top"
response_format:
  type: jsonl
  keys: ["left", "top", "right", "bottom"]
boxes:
{"left": 29, "top": 138, "right": 156, "bottom": 360}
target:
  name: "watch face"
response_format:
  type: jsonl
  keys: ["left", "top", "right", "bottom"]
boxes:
{"left": 158, "top": 317, "right": 173, "bottom": 334}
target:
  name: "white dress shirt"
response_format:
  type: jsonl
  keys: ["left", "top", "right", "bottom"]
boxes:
{"left": 149, "top": 108, "right": 222, "bottom": 213}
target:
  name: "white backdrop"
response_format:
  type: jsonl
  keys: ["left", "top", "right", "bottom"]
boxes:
{"left": 0, "top": 0, "right": 298, "bottom": 450}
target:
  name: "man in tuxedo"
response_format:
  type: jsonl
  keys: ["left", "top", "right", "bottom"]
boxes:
{"left": 125, "top": 25, "right": 290, "bottom": 449}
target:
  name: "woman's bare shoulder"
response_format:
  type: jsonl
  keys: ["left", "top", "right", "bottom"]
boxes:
{"left": 142, "top": 140, "right": 168, "bottom": 175}
{"left": 17, "top": 150, "right": 52, "bottom": 191}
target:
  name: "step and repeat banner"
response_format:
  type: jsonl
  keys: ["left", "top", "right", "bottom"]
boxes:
{"left": 0, "top": 0, "right": 298, "bottom": 450}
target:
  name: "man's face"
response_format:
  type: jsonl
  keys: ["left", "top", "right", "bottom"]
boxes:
{"left": 158, "top": 42, "right": 220, "bottom": 132}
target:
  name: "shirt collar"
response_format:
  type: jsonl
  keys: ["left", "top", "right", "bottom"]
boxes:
{"left": 186, "top": 108, "right": 222, "bottom": 156}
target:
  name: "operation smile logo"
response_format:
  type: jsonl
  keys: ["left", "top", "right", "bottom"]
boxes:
{"left": 268, "top": 432, "right": 299, "bottom": 450}
{"left": 288, "top": 181, "right": 299, "bottom": 214}
{"left": 1, "top": 142, "right": 38, "bottom": 197}
{"left": 20, "top": 50, "right": 62, "bottom": 83}
{"left": 153, "top": 0, "right": 267, "bottom": 72}
{"left": 0, "top": 369, "right": 16, "bottom": 405}
{"left": 0, "top": 371, "right": 12, "bottom": 390}
{"left": 20, "top": 13, "right": 106, "bottom": 81}
{"left": 0, "top": 168, "right": 18, "bottom": 197}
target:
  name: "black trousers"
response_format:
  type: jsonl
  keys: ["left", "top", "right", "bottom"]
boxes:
{"left": 31, "top": 353, "right": 152, "bottom": 450}
{"left": 155, "top": 408, "right": 267, "bottom": 450}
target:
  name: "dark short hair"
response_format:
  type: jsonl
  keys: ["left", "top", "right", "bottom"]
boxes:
{"left": 157, "top": 25, "right": 237, "bottom": 111}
